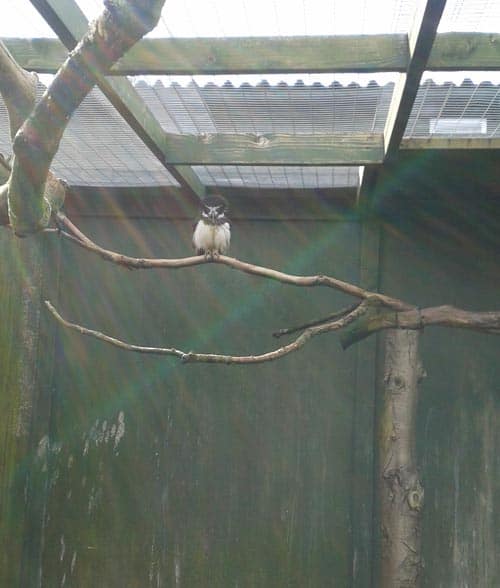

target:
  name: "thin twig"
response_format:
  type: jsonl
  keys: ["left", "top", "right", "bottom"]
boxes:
{"left": 44, "top": 299, "right": 368, "bottom": 365}
{"left": 272, "top": 302, "right": 362, "bottom": 338}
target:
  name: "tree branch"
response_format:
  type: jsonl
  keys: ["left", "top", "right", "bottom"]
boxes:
{"left": 341, "top": 298, "right": 500, "bottom": 348}
{"left": 0, "top": 41, "right": 37, "bottom": 140}
{"left": 44, "top": 299, "right": 368, "bottom": 365}
{"left": 272, "top": 303, "right": 362, "bottom": 338}
{"left": 49, "top": 215, "right": 500, "bottom": 350}
{"left": 56, "top": 212, "right": 413, "bottom": 310}
{"left": 0, "top": 0, "right": 165, "bottom": 235}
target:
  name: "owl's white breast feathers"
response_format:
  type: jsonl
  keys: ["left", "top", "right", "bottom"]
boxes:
{"left": 193, "top": 220, "right": 231, "bottom": 254}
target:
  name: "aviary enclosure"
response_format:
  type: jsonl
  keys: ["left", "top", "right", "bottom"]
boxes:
{"left": 0, "top": 0, "right": 499, "bottom": 586}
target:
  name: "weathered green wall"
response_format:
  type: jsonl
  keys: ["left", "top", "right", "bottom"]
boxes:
{"left": 377, "top": 150, "right": 500, "bottom": 587}
{"left": 1, "top": 151, "right": 499, "bottom": 587}
{"left": 36, "top": 218, "right": 366, "bottom": 587}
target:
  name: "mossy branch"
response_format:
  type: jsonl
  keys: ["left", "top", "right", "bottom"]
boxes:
{"left": 0, "top": 0, "right": 165, "bottom": 235}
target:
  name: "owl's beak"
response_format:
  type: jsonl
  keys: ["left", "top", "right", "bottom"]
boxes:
{"left": 207, "top": 207, "right": 218, "bottom": 221}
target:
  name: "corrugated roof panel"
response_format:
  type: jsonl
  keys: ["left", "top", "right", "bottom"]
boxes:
{"left": 405, "top": 77, "right": 500, "bottom": 139}
{"left": 133, "top": 77, "right": 396, "bottom": 135}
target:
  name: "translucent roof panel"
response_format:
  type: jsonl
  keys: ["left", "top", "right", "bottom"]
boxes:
{"left": 75, "top": 0, "right": 417, "bottom": 38}
{"left": 193, "top": 166, "right": 360, "bottom": 189}
{"left": 1, "top": 0, "right": 57, "bottom": 38}
{"left": 405, "top": 75, "right": 500, "bottom": 139}
{"left": 438, "top": 0, "right": 500, "bottom": 33}
{"left": 132, "top": 75, "right": 397, "bottom": 135}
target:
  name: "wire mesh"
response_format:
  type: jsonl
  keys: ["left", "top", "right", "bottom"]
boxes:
{"left": 192, "top": 165, "right": 360, "bottom": 189}
{"left": 0, "top": 0, "right": 57, "bottom": 38}
{"left": 133, "top": 75, "right": 396, "bottom": 135}
{"left": 0, "top": 79, "right": 180, "bottom": 187}
{"left": 438, "top": 0, "right": 500, "bottom": 33}
{"left": 72, "top": 0, "right": 417, "bottom": 38}
{"left": 405, "top": 75, "right": 500, "bottom": 139}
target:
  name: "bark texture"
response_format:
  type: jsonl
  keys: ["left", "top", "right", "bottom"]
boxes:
{"left": 378, "top": 329, "right": 425, "bottom": 587}
{"left": 0, "top": 0, "right": 165, "bottom": 235}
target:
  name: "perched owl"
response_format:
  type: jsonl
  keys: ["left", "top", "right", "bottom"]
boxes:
{"left": 193, "top": 195, "right": 231, "bottom": 256}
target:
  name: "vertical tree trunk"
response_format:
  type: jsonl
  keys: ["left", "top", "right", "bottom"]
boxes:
{"left": 377, "top": 329, "right": 425, "bottom": 587}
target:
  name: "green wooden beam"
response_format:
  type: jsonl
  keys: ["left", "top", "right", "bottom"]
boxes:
{"left": 356, "top": 165, "right": 380, "bottom": 210}
{"left": 429, "top": 32, "right": 500, "bottom": 71}
{"left": 115, "top": 34, "right": 409, "bottom": 75}
{"left": 160, "top": 132, "right": 384, "bottom": 165}
{"left": 402, "top": 137, "right": 500, "bottom": 150}
{"left": 6, "top": 33, "right": 500, "bottom": 76}
{"left": 3, "top": 34, "right": 409, "bottom": 75}
{"left": 29, "top": 0, "right": 205, "bottom": 201}
{"left": 383, "top": 0, "right": 447, "bottom": 158}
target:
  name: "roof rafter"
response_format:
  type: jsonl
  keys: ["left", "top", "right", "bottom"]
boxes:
{"left": 358, "top": 0, "right": 447, "bottom": 206}
{"left": 29, "top": 0, "right": 206, "bottom": 202}
{"left": 383, "top": 0, "right": 447, "bottom": 158}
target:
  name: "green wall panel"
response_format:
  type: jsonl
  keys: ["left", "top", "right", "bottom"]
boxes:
{"left": 39, "top": 218, "right": 363, "bottom": 587}
{"left": 378, "top": 150, "right": 500, "bottom": 588}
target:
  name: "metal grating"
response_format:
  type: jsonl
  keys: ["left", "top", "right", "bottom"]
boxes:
{"left": 1, "top": 0, "right": 57, "bottom": 38}
{"left": 405, "top": 76, "right": 500, "bottom": 139}
{"left": 0, "top": 81, "right": 180, "bottom": 187}
{"left": 133, "top": 75, "right": 396, "bottom": 135}
{"left": 75, "top": 0, "right": 418, "bottom": 38}
{"left": 193, "top": 165, "right": 360, "bottom": 189}
{"left": 438, "top": 0, "right": 500, "bottom": 33}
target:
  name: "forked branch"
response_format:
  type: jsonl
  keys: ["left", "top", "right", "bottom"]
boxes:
{"left": 44, "top": 214, "right": 500, "bottom": 362}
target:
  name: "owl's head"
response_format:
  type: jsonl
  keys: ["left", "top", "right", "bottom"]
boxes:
{"left": 201, "top": 194, "right": 229, "bottom": 222}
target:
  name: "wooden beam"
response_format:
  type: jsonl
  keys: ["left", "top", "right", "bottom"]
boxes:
{"left": 7, "top": 33, "right": 500, "bottom": 75}
{"left": 356, "top": 165, "right": 379, "bottom": 210}
{"left": 3, "top": 34, "right": 409, "bottom": 75}
{"left": 160, "top": 132, "right": 384, "bottom": 165}
{"left": 402, "top": 137, "right": 500, "bottom": 150}
{"left": 429, "top": 32, "right": 500, "bottom": 71}
{"left": 29, "top": 0, "right": 205, "bottom": 201}
{"left": 115, "top": 34, "right": 409, "bottom": 75}
{"left": 383, "top": 0, "right": 447, "bottom": 158}
{"left": 352, "top": 220, "right": 380, "bottom": 588}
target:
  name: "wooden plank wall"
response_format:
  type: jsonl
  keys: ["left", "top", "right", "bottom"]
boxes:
{"left": 34, "top": 216, "right": 365, "bottom": 587}
{"left": 377, "top": 150, "right": 500, "bottom": 587}
{"left": 0, "top": 151, "right": 499, "bottom": 587}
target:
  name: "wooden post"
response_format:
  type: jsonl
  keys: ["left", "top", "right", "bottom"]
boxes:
{"left": 0, "top": 234, "right": 58, "bottom": 585}
{"left": 377, "top": 329, "right": 425, "bottom": 587}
